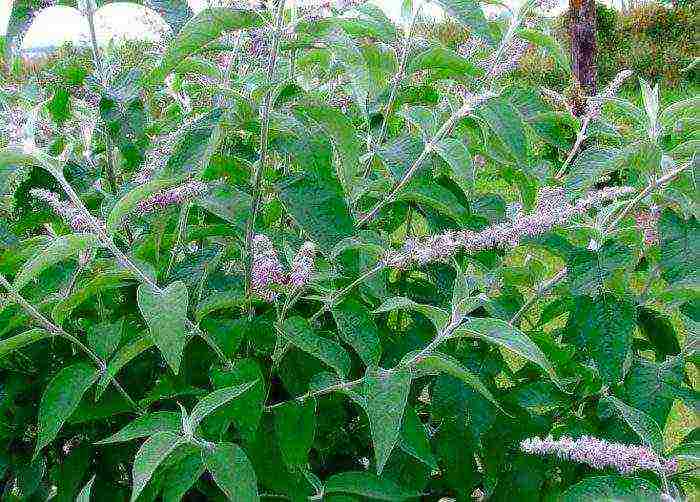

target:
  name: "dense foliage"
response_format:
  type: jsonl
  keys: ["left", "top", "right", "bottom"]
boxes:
{"left": 0, "top": 0, "right": 698, "bottom": 500}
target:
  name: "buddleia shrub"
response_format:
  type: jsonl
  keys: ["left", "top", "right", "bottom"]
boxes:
{"left": 0, "top": 0, "right": 698, "bottom": 500}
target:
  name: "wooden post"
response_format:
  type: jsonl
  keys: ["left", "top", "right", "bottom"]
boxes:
{"left": 569, "top": 0, "right": 597, "bottom": 115}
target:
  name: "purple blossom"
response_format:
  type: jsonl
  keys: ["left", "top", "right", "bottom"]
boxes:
{"left": 30, "top": 189, "right": 105, "bottom": 233}
{"left": 133, "top": 133, "right": 177, "bottom": 184}
{"left": 520, "top": 435, "right": 677, "bottom": 477}
{"left": 289, "top": 241, "right": 316, "bottom": 289}
{"left": 381, "top": 185, "right": 634, "bottom": 269}
{"left": 135, "top": 181, "right": 208, "bottom": 215}
{"left": 634, "top": 205, "right": 661, "bottom": 246}
{"left": 251, "top": 234, "right": 286, "bottom": 302}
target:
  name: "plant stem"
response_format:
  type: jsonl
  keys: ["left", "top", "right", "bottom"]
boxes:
{"left": 360, "top": 7, "right": 421, "bottom": 179}
{"left": 244, "top": 0, "right": 287, "bottom": 306}
{"left": 511, "top": 162, "right": 690, "bottom": 326}
{"left": 555, "top": 115, "right": 591, "bottom": 179}
{"left": 265, "top": 377, "right": 364, "bottom": 411}
{"left": 0, "top": 273, "right": 143, "bottom": 414}
{"left": 357, "top": 102, "right": 475, "bottom": 228}
{"left": 51, "top": 171, "right": 234, "bottom": 370}
{"left": 308, "top": 263, "right": 385, "bottom": 323}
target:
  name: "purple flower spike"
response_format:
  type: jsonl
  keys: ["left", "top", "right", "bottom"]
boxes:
{"left": 31, "top": 188, "right": 105, "bottom": 233}
{"left": 289, "top": 241, "right": 316, "bottom": 289}
{"left": 381, "top": 185, "right": 634, "bottom": 270}
{"left": 136, "top": 180, "right": 208, "bottom": 215}
{"left": 251, "top": 234, "right": 286, "bottom": 302}
{"left": 520, "top": 435, "right": 677, "bottom": 477}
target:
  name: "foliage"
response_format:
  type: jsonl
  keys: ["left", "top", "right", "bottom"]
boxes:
{"left": 0, "top": 0, "right": 698, "bottom": 501}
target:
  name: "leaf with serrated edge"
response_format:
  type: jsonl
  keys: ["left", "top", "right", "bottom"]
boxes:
{"left": 189, "top": 380, "right": 257, "bottom": 429}
{"left": 95, "top": 412, "right": 181, "bottom": 444}
{"left": 130, "top": 431, "right": 186, "bottom": 502}
{"left": 364, "top": 367, "right": 411, "bottom": 475}
{"left": 605, "top": 396, "right": 664, "bottom": 453}
{"left": 36, "top": 363, "right": 98, "bottom": 457}
{"left": 202, "top": 443, "right": 259, "bottom": 501}
{"left": 137, "top": 281, "right": 189, "bottom": 375}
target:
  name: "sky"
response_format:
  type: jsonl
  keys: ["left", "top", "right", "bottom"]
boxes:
{"left": 0, "top": 0, "right": 627, "bottom": 52}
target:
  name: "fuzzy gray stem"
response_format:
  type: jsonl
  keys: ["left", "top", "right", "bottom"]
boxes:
{"left": 0, "top": 273, "right": 142, "bottom": 414}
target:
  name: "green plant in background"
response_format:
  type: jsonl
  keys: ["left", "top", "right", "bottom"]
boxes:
{"left": 0, "top": 0, "right": 698, "bottom": 500}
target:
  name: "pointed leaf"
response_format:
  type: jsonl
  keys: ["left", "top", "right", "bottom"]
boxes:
{"left": 457, "top": 317, "right": 562, "bottom": 388}
{"left": 282, "top": 317, "right": 351, "bottom": 378}
{"left": 0, "top": 328, "right": 53, "bottom": 359}
{"left": 373, "top": 297, "right": 449, "bottom": 331}
{"left": 153, "top": 8, "right": 263, "bottom": 80}
{"left": 605, "top": 396, "right": 664, "bottom": 453}
{"left": 162, "top": 449, "right": 205, "bottom": 502}
{"left": 481, "top": 96, "right": 529, "bottom": 166}
{"left": 364, "top": 367, "right": 412, "bottom": 474}
{"left": 431, "top": 0, "right": 492, "bottom": 44}
{"left": 560, "top": 475, "right": 660, "bottom": 501}
{"left": 399, "top": 405, "right": 437, "bottom": 469}
{"left": 95, "top": 412, "right": 181, "bottom": 444}
{"left": 567, "top": 242, "right": 632, "bottom": 296}
{"left": 130, "top": 431, "right": 186, "bottom": 502}
{"left": 137, "top": 281, "right": 189, "bottom": 374}
{"left": 273, "top": 400, "right": 316, "bottom": 468}
{"left": 13, "top": 234, "right": 101, "bottom": 291}
{"left": 202, "top": 443, "right": 259, "bottom": 501}
{"left": 96, "top": 335, "right": 155, "bottom": 399}
{"left": 412, "top": 351, "right": 505, "bottom": 413}
{"left": 332, "top": 297, "right": 382, "bottom": 367}
{"left": 190, "top": 380, "right": 257, "bottom": 429}
{"left": 435, "top": 137, "right": 474, "bottom": 196}
{"left": 659, "top": 210, "right": 699, "bottom": 284}
{"left": 408, "top": 46, "right": 483, "bottom": 80}
{"left": 36, "top": 363, "right": 98, "bottom": 456}
{"left": 324, "top": 471, "right": 420, "bottom": 501}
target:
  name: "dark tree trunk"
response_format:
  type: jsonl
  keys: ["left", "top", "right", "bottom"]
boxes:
{"left": 569, "top": 0, "right": 597, "bottom": 115}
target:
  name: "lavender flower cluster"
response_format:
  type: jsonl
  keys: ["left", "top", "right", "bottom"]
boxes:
{"left": 520, "top": 435, "right": 677, "bottom": 476}
{"left": 251, "top": 235, "right": 316, "bottom": 301}
{"left": 132, "top": 133, "right": 177, "bottom": 184}
{"left": 30, "top": 189, "right": 105, "bottom": 233}
{"left": 634, "top": 205, "right": 661, "bottom": 246}
{"left": 382, "top": 185, "right": 634, "bottom": 269}
{"left": 135, "top": 181, "right": 208, "bottom": 215}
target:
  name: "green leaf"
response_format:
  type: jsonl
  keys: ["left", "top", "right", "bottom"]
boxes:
{"left": 52, "top": 270, "right": 133, "bottom": 324}
{"left": 659, "top": 210, "right": 699, "bottom": 284}
{"left": 130, "top": 431, "right": 186, "bottom": 502}
{"left": 412, "top": 351, "right": 504, "bottom": 413}
{"left": 194, "top": 181, "right": 251, "bottom": 232}
{"left": 517, "top": 28, "right": 569, "bottom": 71}
{"left": 137, "top": 281, "right": 189, "bottom": 375}
{"left": 480, "top": 96, "right": 529, "bottom": 167}
{"left": 399, "top": 405, "right": 436, "bottom": 469}
{"left": 202, "top": 443, "right": 259, "bottom": 501}
{"left": 36, "top": 363, "right": 98, "bottom": 456}
{"left": 567, "top": 242, "right": 632, "bottom": 296}
{"left": 568, "top": 295, "right": 636, "bottom": 385}
{"left": 106, "top": 178, "right": 183, "bottom": 234}
{"left": 669, "top": 440, "right": 700, "bottom": 462}
{"left": 373, "top": 297, "right": 449, "bottom": 331}
{"left": 190, "top": 380, "right": 257, "bottom": 429}
{"left": 456, "top": 317, "right": 562, "bottom": 388}
{"left": 527, "top": 111, "right": 576, "bottom": 150}
{"left": 13, "top": 234, "right": 101, "bottom": 291}
{"left": 95, "top": 412, "right": 181, "bottom": 444}
{"left": 604, "top": 396, "right": 664, "bottom": 453}
{"left": 659, "top": 96, "right": 700, "bottom": 132}
{"left": 564, "top": 147, "right": 624, "bottom": 198}
{"left": 278, "top": 171, "right": 354, "bottom": 256}
{"left": 435, "top": 138, "right": 474, "bottom": 197}
{"left": 75, "top": 475, "right": 95, "bottom": 502}
{"left": 324, "top": 471, "right": 420, "bottom": 500}
{"left": 398, "top": 177, "right": 468, "bottom": 223}
{"left": 364, "top": 367, "right": 412, "bottom": 475}
{"left": 161, "top": 449, "right": 205, "bottom": 502}
{"left": 407, "top": 46, "right": 483, "bottom": 80}
{"left": 153, "top": 8, "right": 263, "bottom": 80}
{"left": 209, "top": 359, "right": 265, "bottom": 442}
{"left": 282, "top": 317, "right": 351, "bottom": 378}
{"left": 431, "top": 0, "right": 492, "bottom": 44}
{"left": 273, "top": 400, "right": 316, "bottom": 468}
{"left": 96, "top": 335, "right": 155, "bottom": 399}
{"left": 332, "top": 297, "right": 382, "bottom": 367}
{"left": 294, "top": 104, "right": 361, "bottom": 192}
{"left": 0, "top": 328, "right": 53, "bottom": 359}
{"left": 87, "top": 320, "right": 123, "bottom": 361}
{"left": 559, "top": 475, "right": 660, "bottom": 501}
